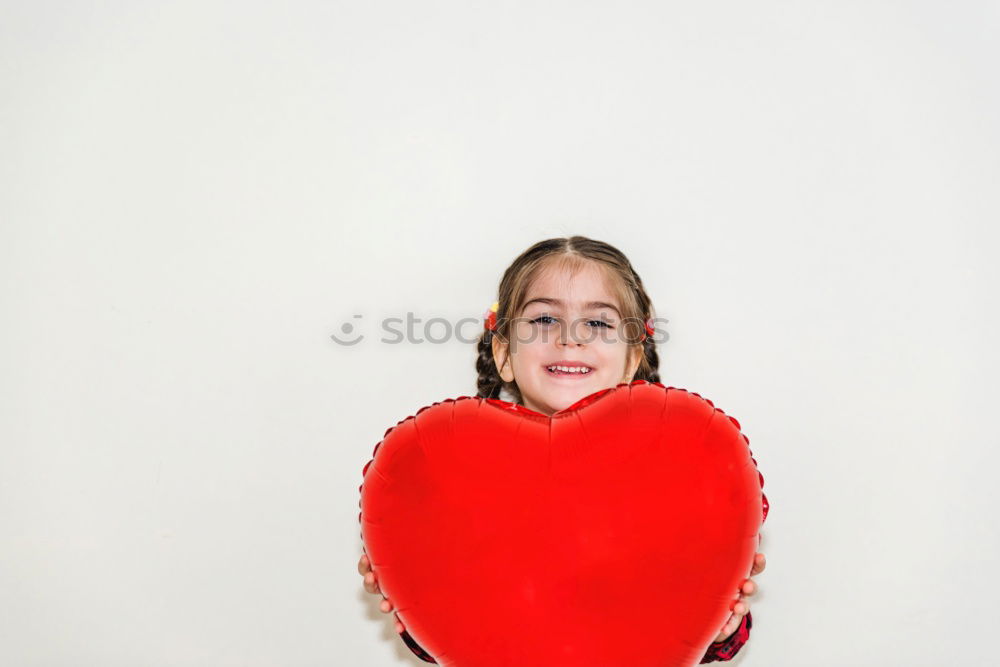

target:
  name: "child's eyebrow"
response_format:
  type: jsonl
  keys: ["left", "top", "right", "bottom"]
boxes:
{"left": 522, "top": 297, "right": 621, "bottom": 317}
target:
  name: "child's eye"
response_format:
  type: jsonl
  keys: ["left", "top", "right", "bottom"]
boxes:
{"left": 530, "top": 315, "right": 612, "bottom": 328}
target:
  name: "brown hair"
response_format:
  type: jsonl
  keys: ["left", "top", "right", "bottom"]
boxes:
{"left": 475, "top": 236, "right": 663, "bottom": 402}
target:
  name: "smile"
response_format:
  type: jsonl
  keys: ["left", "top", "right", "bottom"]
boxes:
{"left": 545, "top": 365, "right": 593, "bottom": 376}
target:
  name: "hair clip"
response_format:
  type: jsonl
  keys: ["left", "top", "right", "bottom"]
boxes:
{"left": 483, "top": 301, "right": 499, "bottom": 331}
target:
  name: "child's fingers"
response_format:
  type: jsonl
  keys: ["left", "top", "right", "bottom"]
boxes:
{"left": 359, "top": 554, "right": 384, "bottom": 596}
{"left": 394, "top": 615, "right": 406, "bottom": 634}
{"left": 363, "top": 572, "right": 380, "bottom": 595}
{"left": 741, "top": 579, "right": 757, "bottom": 596}
{"left": 750, "top": 552, "right": 766, "bottom": 576}
{"left": 379, "top": 598, "right": 394, "bottom": 614}
{"left": 714, "top": 613, "right": 739, "bottom": 642}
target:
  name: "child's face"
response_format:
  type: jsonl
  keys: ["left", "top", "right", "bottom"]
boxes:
{"left": 492, "top": 262, "right": 642, "bottom": 416}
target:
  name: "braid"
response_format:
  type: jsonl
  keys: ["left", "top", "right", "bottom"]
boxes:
{"left": 623, "top": 257, "right": 663, "bottom": 384}
{"left": 475, "top": 330, "right": 505, "bottom": 400}
{"left": 636, "top": 336, "right": 662, "bottom": 384}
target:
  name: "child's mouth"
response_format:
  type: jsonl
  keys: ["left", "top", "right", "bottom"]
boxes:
{"left": 545, "top": 365, "right": 594, "bottom": 377}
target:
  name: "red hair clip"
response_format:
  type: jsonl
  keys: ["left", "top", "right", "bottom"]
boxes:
{"left": 483, "top": 301, "right": 499, "bottom": 331}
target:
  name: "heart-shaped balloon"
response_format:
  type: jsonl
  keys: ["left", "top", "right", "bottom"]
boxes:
{"left": 359, "top": 380, "right": 766, "bottom": 667}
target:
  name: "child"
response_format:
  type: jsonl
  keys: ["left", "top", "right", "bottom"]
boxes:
{"left": 359, "top": 236, "right": 769, "bottom": 664}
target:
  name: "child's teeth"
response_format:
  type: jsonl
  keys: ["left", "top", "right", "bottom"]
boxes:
{"left": 548, "top": 365, "right": 591, "bottom": 373}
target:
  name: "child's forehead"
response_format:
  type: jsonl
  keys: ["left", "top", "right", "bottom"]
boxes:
{"left": 524, "top": 263, "right": 620, "bottom": 307}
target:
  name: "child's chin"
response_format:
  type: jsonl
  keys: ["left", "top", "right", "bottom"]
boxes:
{"left": 545, "top": 385, "right": 597, "bottom": 407}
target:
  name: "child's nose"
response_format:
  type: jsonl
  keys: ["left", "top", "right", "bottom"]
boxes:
{"left": 557, "top": 319, "right": 590, "bottom": 345}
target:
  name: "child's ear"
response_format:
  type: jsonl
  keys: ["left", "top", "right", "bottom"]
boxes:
{"left": 491, "top": 336, "right": 515, "bottom": 383}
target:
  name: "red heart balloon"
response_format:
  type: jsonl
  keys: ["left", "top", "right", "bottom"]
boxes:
{"left": 359, "top": 380, "right": 765, "bottom": 667}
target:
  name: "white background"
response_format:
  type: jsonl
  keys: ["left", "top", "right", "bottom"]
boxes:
{"left": 2, "top": 2, "right": 998, "bottom": 665}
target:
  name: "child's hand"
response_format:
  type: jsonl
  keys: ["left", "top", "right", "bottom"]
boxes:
{"left": 358, "top": 552, "right": 407, "bottom": 634}
{"left": 711, "top": 552, "right": 766, "bottom": 643}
